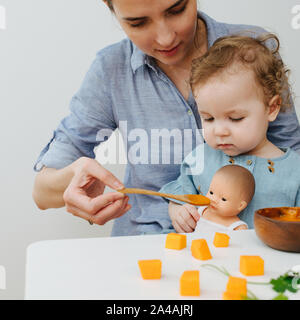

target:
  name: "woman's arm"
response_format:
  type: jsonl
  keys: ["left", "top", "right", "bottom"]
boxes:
{"left": 32, "top": 163, "right": 75, "bottom": 210}
{"left": 33, "top": 47, "right": 131, "bottom": 222}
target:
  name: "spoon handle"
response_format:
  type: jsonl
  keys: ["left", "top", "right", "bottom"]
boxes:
{"left": 118, "top": 188, "right": 183, "bottom": 202}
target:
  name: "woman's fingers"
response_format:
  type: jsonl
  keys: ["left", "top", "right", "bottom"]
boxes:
{"left": 66, "top": 196, "right": 130, "bottom": 225}
{"left": 76, "top": 159, "right": 124, "bottom": 190}
{"left": 66, "top": 203, "right": 94, "bottom": 221}
{"left": 64, "top": 188, "right": 125, "bottom": 215}
{"left": 64, "top": 158, "right": 129, "bottom": 226}
{"left": 92, "top": 197, "right": 130, "bottom": 225}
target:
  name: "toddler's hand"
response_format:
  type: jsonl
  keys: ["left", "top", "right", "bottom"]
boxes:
{"left": 169, "top": 202, "right": 200, "bottom": 233}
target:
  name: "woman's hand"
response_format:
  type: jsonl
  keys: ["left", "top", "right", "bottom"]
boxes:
{"left": 168, "top": 201, "right": 200, "bottom": 233}
{"left": 63, "top": 157, "right": 130, "bottom": 225}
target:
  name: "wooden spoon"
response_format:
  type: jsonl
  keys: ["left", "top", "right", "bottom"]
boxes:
{"left": 117, "top": 188, "right": 210, "bottom": 206}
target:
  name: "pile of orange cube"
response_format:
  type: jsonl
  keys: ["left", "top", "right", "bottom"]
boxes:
{"left": 137, "top": 232, "right": 264, "bottom": 299}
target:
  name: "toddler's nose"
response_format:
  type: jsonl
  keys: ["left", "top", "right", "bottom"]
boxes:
{"left": 213, "top": 123, "right": 230, "bottom": 137}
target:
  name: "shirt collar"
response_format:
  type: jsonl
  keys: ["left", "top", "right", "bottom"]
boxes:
{"left": 130, "top": 11, "right": 226, "bottom": 73}
{"left": 198, "top": 11, "right": 228, "bottom": 47}
{"left": 130, "top": 44, "right": 146, "bottom": 73}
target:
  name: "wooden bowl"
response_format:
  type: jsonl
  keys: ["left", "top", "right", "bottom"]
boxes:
{"left": 254, "top": 207, "right": 300, "bottom": 252}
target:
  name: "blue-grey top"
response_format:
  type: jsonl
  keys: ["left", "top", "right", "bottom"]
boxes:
{"left": 34, "top": 12, "right": 300, "bottom": 236}
{"left": 160, "top": 143, "right": 300, "bottom": 229}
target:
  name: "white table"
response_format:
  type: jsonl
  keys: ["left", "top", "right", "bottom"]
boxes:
{"left": 25, "top": 230, "right": 300, "bottom": 300}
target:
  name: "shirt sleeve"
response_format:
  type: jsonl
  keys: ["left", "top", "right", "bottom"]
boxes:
{"left": 159, "top": 147, "right": 201, "bottom": 204}
{"left": 267, "top": 105, "right": 300, "bottom": 155}
{"left": 34, "top": 55, "right": 117, "bottom": 172}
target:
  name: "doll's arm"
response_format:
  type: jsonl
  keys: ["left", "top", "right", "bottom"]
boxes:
{"left": 234, "top": 223, "right": 248, "bottom": 230}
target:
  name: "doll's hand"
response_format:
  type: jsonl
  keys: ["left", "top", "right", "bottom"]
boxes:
{"left": 168, "top": 202, "right": 200, "bottom": 233}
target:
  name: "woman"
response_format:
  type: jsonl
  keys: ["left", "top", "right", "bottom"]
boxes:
{"left": 32, "top": 0, "right": 300, "bottom": 236}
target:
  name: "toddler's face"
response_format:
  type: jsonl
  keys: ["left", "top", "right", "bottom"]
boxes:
{"left": 205, "top": 174, "right": 246, "bottom": 217}
{"left": 194, "top": 67, "right": 272, "bottom": 156}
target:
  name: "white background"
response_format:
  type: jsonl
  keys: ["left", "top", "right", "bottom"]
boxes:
{"left": 0, "top": 0, "right": 299, "bottom": 299}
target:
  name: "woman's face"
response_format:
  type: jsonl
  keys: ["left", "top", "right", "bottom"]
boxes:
{"left": 109, "top": 0, "right": 198, "bottom": 66}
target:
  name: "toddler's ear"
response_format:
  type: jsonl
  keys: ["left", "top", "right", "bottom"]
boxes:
{"left": 267, "top": 95, "right": 281, "bottom": 122}
{"left": 238, "top": 200, "right": 247, "bottom": 212}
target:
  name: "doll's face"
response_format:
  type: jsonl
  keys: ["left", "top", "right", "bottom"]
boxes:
{"left": 205, "top": 173, "right": 247, "bottom": 217}
{"left": 194, "top": 67, "right": 279, "bottom": 156}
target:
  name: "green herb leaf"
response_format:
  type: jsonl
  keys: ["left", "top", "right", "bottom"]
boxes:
{"left": 270, "top": 274, "right": 298, "bottom": 294}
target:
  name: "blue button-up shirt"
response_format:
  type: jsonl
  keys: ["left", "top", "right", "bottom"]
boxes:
{"left": 34, "top": 12, "right": 300, "bottom": 236}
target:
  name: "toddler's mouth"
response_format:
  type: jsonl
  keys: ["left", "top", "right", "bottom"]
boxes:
{"left": 217, "top": 144, "right": 233, "bottom": 149}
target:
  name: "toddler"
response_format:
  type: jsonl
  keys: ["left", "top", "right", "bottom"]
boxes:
{"left": 160, "top": 33, "right": 300, "bottom": 232}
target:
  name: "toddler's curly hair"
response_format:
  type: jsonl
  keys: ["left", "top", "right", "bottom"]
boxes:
{"left": 190, "top": 33, "right": 292, "bottom": 112}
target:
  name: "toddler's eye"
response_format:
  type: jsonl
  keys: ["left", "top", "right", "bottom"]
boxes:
{"left": 209, "top": 191, "right": 213, "bottom": 195}
{"left": 222, "top": 197, "right": 227, "bottom": 201}
{"left": 204, "top": 118, "right": 214, "bottom": 122}
{"left": 230, "top": 117, "right": 244, "bottom": 122}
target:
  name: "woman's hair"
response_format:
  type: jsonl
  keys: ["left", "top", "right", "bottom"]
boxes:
{"left": 104, "top": 0, "right": 114, "bottom": 11}
{"left": 190, "top": 33, "right": 292, "bottom": 112}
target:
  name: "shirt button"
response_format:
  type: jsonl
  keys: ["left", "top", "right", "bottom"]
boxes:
{"left": 268, "top": 160, "right": 274, "bottom": 166}
{"left": 268, "top": 166, "right": 275, "bottom": 173}
{"left": 246, "top": 160, "right": 252, "bottom": 166}
{"left": 187, "top": 110, "right": 193, "bottom": 115}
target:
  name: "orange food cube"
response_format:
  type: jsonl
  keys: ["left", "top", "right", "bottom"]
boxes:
{"left": 138, "top": 259, "right": 162, "bottom": 279}
{"left": 213, "top": 232, "right": 230, "bottom": 247}
{"left": 165, "top": 233, "right": 186, "bottom": 250}
{"left": 226, "top": 276, "right": 247, "bottom": 297}
{"left": 240, "top": 256, "right": 264, "bottom": 276}
{"left": 222, "top": 291, "right": 244, "bottom": 300}
{"left": 180, "top": 270, "right": 200, "bottom": 296}
{"left": 191, "top": 239, "right": 212, "bottom": 260}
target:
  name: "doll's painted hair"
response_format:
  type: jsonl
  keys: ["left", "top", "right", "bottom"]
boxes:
{"left": 190, "top": 33, "right": 292, "bottom": 112}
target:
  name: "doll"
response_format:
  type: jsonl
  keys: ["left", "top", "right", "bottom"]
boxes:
{"left": 194, "top": 164, "right": 255, "bottom": 232}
